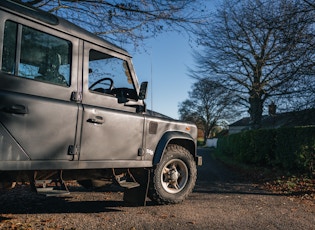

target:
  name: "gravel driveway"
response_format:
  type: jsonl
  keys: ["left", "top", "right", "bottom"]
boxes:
{"left": 0, "top": 148, "right": 314, "bottom": 230}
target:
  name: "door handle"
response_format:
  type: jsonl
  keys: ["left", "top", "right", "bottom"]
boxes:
{"left": 2, "top": 105, "right": 28, "bottom": 115}
{"left": 87, "top": 116, "right": 104, "bottom": 125}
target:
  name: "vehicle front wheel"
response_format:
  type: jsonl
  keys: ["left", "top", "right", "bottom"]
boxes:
{"left": 148, "top": 144, "right": 197, "bottom": 205}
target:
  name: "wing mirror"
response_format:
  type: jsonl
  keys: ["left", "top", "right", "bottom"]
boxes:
{"left": 138, "top": 81, "right": 148, "bottom": 100}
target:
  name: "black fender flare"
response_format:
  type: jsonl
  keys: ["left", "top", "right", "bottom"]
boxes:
{"left": 152, "top": 131, "right": 197, "bottom": 165}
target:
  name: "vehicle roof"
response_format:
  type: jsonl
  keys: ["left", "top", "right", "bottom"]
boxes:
{"left": 0, "top": 0, "right": 131, "bottom": 57}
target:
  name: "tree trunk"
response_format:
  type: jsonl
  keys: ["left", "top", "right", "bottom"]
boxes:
{"left": 203, "top": 132, "right": 207, "bottom": 146}
{"left": 249, "top": 96, "right": 263, "bottom": 129}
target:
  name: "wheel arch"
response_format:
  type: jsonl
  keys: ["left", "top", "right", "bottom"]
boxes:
{"left": 152, "top": 131, "right": 197, "bottom": 165}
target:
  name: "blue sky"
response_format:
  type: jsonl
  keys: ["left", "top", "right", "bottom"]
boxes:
{"left": 130, "top": 32, "right": 197, "bottom": 119}
{"left": 129, "top": 1, "right": 219, "bottom": 120}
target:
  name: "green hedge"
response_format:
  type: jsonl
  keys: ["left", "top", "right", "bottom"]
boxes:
{"left": 216, "top": 127, "right": 315, "bottom": 174}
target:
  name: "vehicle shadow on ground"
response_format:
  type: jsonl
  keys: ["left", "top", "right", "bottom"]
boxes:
{"left": 0, "top": 184, "right": 161, "bottom": 215}
{"left": 0, "top": 147, "right": 278, "bottom": 215}
{"left": 0, "top": 189, "right": 125, "bottom": 214}
{"left": 0, "top": 200, "right": 125, "bottom": 215}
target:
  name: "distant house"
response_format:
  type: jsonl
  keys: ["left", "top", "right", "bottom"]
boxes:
{"left": 229, "top": 117, "right": 251, "bottom": 134}
{"left": 229, "top": 108, "right": 315, "bottom": 134}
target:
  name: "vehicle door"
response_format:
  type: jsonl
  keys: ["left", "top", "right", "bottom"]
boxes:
{"left": 79, "top": 43, "right": 145, "bottom": 162}
{"left": 0, "top": 19, "right": 79, "bottom": 161}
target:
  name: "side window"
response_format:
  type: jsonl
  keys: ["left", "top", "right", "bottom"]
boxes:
{"left": 1, "top": 20, "right": 71, "bottom": 86}
{"left": 88, "top": 50, "right": 137, "bottom": 100}
{"left": 2, "top": 21, "right": 17, "bottom": 74}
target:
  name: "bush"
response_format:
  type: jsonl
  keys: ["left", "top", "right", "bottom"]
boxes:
{"left": 216, "top": 126, "right": 315, "bottom": 175}
{"left": 275, "top": 127, "right": 315, "bottom": 172}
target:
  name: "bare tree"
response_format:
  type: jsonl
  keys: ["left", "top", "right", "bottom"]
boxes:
{"left": 178, "top": 78, "right": 239, "bottom": 143}
{"left": 191, "top": 0, "right": 315, "bottom": 129}
{"left": 303, "top": 0, "right": 315, "bottom": 8}
{"left": 17, "top": 0, "right": 208, "bottom": 48}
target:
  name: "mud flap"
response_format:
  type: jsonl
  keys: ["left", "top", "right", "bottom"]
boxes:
{"left": 123, "top": 169, "right": 150, "bottom": 206}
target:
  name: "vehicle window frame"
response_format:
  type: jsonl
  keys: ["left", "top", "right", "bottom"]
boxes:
{"left": 82, "top": 42, "right": 140, "bottom": 111}
{"left": 1, "top": 18, "right": 72, "bottom": 88}
{"left": 86, "top": 46, "right": 137, "bottom": 100}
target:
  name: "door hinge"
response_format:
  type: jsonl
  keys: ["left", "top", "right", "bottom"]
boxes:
{"left": 71, "top": 91, "right": 82, "bottom": 102}
{"left": 68, "top": 145, "right": 79, "bottom": 155}
{"left": 138, "top": 148, "right": 145, "bottom": 156}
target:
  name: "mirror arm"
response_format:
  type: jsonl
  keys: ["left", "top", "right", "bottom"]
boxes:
{"left": 138, "top": 81, "right": 148, "bottom": 100}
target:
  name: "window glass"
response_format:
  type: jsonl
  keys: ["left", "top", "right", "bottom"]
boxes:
{"left": 1, "top": 20, "right": 71, "bottom": 87}
{"left": 88, "top": 50, "right": 137, "bottom": 100}
{"left": 1, "top": 21, "right": 17, "bottom": 74}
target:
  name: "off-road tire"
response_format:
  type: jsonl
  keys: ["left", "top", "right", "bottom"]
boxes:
{"left": 148, "top": 144, "right": 197, "bottom": 204}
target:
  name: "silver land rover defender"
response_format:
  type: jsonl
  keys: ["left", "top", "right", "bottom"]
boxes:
{"left": 0, "top": 0, "right": 202, "bottom": 205}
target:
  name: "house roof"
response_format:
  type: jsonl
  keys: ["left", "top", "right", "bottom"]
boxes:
{"left": 230, "top": 108, "right": 315, "bottom": 128}
{"left": 229, "top": 117, "right": 251, "bottom": 127}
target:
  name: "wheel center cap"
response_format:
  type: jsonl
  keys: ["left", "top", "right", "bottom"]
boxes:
{"left": 169, "top": 169, "right": 180, "bottom": 182}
